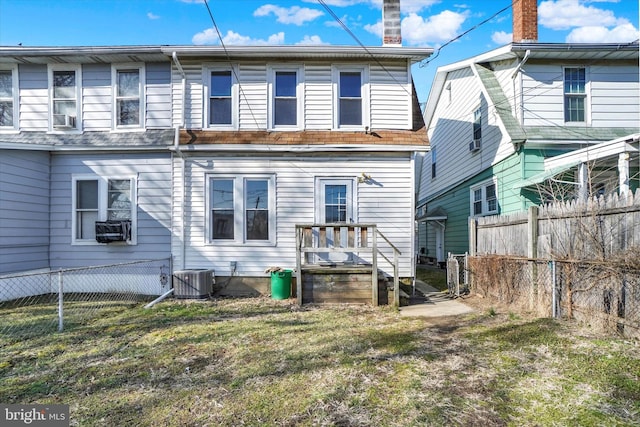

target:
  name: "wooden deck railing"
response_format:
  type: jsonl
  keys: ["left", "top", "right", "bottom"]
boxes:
{"left": 295, "top": 223, "right": 401, "bottom": 306}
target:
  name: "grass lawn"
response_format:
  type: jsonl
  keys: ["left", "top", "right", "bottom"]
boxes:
{"left": 1, "top": 296, "right": 639, "bottom": 426}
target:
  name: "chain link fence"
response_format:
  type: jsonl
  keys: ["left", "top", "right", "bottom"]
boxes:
{"left": 467, "top": 255, "right": 640, "bottom": 339}
{"left": 446, "top": 252, "right": 470, "bottom": 297}
{"left": 0, "top": 258, "right": 171, "bottom": 340}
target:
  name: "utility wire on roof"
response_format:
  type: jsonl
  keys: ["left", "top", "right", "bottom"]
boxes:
{"left": 420, "top": 0, "right": 518, "bottom": 67}
{"left": 203, "top": 0, "right": 261, "bottom": 130}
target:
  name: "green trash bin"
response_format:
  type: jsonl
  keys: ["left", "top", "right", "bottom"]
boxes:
{"left": 271, "top": 269, "right": 292, "bottom": 300}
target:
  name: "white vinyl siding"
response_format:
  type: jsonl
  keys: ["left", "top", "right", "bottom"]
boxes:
{"left": 238, "top": 64, "right": 267, "bottom": 129}
{"left": 82, "top": 64, "right": 112, "bottom": 131}
{"left": 304, "top": 63, "right": 332, "bottom": 129}
{"left": 145, "top": 62, "right": 172, "bottom": 129}
{"left": 172, "top": 155, "right": 415, "bottom": 278}
{"left": 369, "top": 62, "right": 411, "bottom": 129}
{"left": 0, "top": 65, "right": 18, "bottom": 130}
{"left": 426, "top": 67, "right": 512, "bottom": 198}
{"left": 0, "top": 150, "right": 50, "bottom": 274}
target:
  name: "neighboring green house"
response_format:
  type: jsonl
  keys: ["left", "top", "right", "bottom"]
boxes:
{"left": 416, "top": 0, "right": 639, "bottom": 263}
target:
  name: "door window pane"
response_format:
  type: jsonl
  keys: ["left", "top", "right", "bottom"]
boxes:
{"left": 325, "top": 184, "right": 347, "bottom": 223}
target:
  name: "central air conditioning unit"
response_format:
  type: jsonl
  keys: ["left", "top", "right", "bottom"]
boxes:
{"left": 53, "top": 114, "right": 76, "bottom": 129}
{"left": 95, "top": 220, "right": 131, "bottom": 243}
{"left": 173, "top": 269, "right": 215, "bottom": 299}
{"left": 469, "top": 138, "right": 481, "bottom": 152}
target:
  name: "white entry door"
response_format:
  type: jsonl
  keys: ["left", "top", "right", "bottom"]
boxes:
{"left": 316, "top": 179, "right": 355, "bottom": 263}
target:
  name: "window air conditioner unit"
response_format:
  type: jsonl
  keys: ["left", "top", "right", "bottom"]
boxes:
{"left": 469, "top": 138, "right": 481, "bottom": 152}
{"left": 53, "top": 114, "right": 76, "bottom": 129}
{"left": 95, "top": 220, "right": 131, "bottom": 243}
{"left": 173, "top": 269, "right": 215, "bottom": 299}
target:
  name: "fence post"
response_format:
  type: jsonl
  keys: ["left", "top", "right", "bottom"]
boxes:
{"left": 58, "top": 269, "right": 64, "bottom": 332}
{"left": 468, "top": 217, "right": 477, "bottom": 256}
{"left": 528, "top": 206, "right": 539, "bottom": 310}
{"left": 550, "top": 260, "right": 557, "bottom": 318}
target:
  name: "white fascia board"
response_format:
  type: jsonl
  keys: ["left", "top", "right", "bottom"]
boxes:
{"left": 544, "top": 134, "right": 640, "bottom": 170}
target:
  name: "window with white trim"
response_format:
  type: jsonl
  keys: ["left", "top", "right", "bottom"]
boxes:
{"left": 49, "top": 65, "right": 81, "bottom": 131}
{"left": 204, "top": 66, "right": 237, "bottom": 129}
{"left": 207, "top": 175, "right": 275, "bottom": 244}
{"left": 113, "top": 64, "right": 145, "bottom": 128}
{"left": 334, "top": 66, "right": 368, "bottom": 129}
{"left": 564, "top": 67, "right": 587, "bottom": 123}
{"left": 431, "top": 146, "right": 437, "bottom": 179}
{"left": 72, "top": 176, "right": 137, "bottom": 244}
{"left": 0, "top": 66, "right": 18, "bottom": 129}
{"left": 470, "top": 180, "right": 498, "bottom": 217}
{"left": 269, "top": 66, "right": 302, "bottom": 128}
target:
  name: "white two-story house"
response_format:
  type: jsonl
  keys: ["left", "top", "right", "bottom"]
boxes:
{"left": 0, "top": 3, "right": 432, "bottom": 299}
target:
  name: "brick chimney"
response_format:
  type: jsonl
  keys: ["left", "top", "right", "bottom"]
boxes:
{"left": 512, "top": 0, "right": 538, "bottom": 43}
{"left": 383, "top": 0, "right": 402, "bottom": 46}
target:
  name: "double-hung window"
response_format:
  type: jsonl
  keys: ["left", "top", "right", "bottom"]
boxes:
{"left": 49, "top": 65, "right": 81, "bottom": 131}
{"left": 72, "top": 176, "right": 137, "bottom": 244}
{"left": 270, "top": 66, "right": 302, "bottom": 128}
{"left": 113, "top": 64, "right": 145, "bottom": 128}
{"left": 564, "top": 67, "right": 587, "bottom": 123}
{"left": 0, "top": 66, "right": 18, "bottom": 129}
{"left": 334, "top": 66, "right": 368, "bottom": 129}
{"left": 205, "top": 66, "right": 237, "bottom": 128}
{"left": 208, "top": 175, "right": 275, "bottom": 244}
{"left": 470, "top": 180, "right": 498, "bottom": 217}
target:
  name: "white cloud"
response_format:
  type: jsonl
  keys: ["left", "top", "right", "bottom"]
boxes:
{"left": 566, "top": 22, "right": 639, "bottom": 43}
{"left": 538, "top": 0, "right": 620, "bottom": 30}
{"left": 147, "top": 12, "right": 160, "bottom": 20}
{"left": 398, "top": 10, "right": 469, "bottom": 46}
{"left": 192, "top": 29, "right": 285, "bottom": 45}
{"left": 295, "top": 35, "right": 330, "bottom": 45}
{"left": 254, "top": 4, "right": 323, "bottom": 26}
{"left": 491, "top": 30, "right": 512, "bottom": 45}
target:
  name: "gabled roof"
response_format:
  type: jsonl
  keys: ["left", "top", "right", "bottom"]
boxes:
{"left": 423, "top": 41, "right": 639, "bottom": 140}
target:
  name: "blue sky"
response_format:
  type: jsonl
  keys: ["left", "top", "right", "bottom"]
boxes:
{"left": 1, "top": 0, "right": 638, "bottom": 103}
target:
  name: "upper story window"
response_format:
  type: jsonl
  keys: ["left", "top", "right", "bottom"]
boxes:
{"left": 204, "top": 66, "right": 237, "bottom": 129}
{"left": 0, "top": 66, "right": 17, "bottom": 130}
{"left": 469, "top": 106, "right": 482, "bottom": 152}
{"left": 431, "top": 147, "right": 437, "bottom": 179}
{"left": 72, "top": 175, "right": 137, "bottom": 244}
{"left": 564, "top": 67, "right": 586, "bottom": 123}
{"left": 270, "top": 67, "right": 302, "bottom": 128}
{"left": 334, "top": 66, "right": 368, "bottom": 129}
{"left": 470, "top": 179, "right": 498, "bottom": 217}
{"left": 49, "top": 65, "right": 81, "bottom": 131}
{"left": 207, "top": 175, "right": 275, "bottom": 244}
{"left": 113, "top": 64, "right": 145, "bottom": 129}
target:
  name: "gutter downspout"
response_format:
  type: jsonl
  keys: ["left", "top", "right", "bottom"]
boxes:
{"left": 172, "top": 51, "right": 187, "bottom": 270}
{"left": 511, "top": 49, "right": 531, "bottom": 126}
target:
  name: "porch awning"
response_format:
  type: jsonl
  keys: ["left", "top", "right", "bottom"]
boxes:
{"left": 424, "top": 206, "right": 448, "bottom": 221}
{"left": 513, "top": 161, "right": 582, "bottom": 189}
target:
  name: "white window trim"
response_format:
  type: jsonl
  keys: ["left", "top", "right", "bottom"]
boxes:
{"left": 71, "top": 174, "right": 138, "bottom": 245}
{"left": 203, "top": 64, "right": 239, "bottom": 130}
{"left": 314, "top": 177, "right": 357, "bottom": 224}
{"left": 205, "top": 174, "right": 276, "bottom": 246}
{"left": 267, "top": 64, "right": 304, "bottom": 130}
{"left": 469, "top": 178, "right": 498, "bottom": 217}
{"left": 0, "top": 64, "right": 19, "bottom": 132}
{"left": 332, "top": 64, "right": 370, "bottom": 130}
{"left": 563, "top": 66, "right": 591, "bottom": 126}
{"left": 112, "top": 63, "right": 146, "bottom": 130}
{"left": 48, "top": 64, "right": 82, "bottom": 133}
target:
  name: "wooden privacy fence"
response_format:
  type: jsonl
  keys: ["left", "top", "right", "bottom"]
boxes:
{"left": 295, "top": 224, "right": 401, "bottom": 306}
{"left": 471, "top": 190, "right": 640, "bottom": 259}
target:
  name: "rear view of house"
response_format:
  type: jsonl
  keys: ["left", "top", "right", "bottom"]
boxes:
{"left": 1, "top": 0, "right": 433, "bottom": 304}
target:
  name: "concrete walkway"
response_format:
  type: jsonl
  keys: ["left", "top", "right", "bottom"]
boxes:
{"left": 399, "top": 280, "right": 474, "bottom": 318}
